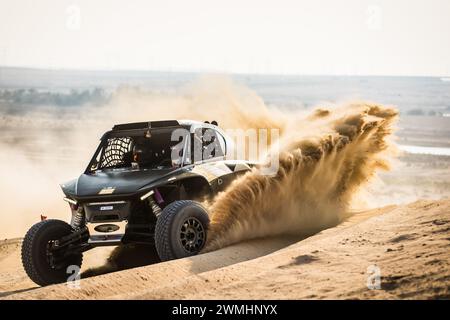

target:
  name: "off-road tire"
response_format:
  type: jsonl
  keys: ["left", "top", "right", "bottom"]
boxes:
{"left": 155, "top": 200, "right": 209, "bottom": 261}
{"left": 21, "top": 219, "right": 83, "bottom": 286}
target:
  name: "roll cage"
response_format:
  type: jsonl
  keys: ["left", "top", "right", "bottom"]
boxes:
{"left": 85, "top": 120, "right": 229, "bottom": 174}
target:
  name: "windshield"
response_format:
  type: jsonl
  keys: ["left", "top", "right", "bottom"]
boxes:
{"left": 88, "top": 128, "right": 185, "bottom": 172}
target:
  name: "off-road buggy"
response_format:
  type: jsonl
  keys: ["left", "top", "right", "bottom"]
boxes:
{"left": 22, "top": 120, "right": 253, "bottom": 286}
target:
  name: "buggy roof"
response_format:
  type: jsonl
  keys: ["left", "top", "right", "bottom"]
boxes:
{"left": 111, "top": 119, "right": 218, "bottom": 131}
{"left": 112, "top": 120, "right": 181, "bottom": 131}
{"left": 105, "top": 120, "right": 226, "bottom": 141}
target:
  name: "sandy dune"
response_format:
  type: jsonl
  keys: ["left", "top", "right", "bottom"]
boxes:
{"left": 1, "top": 199, "right": 449, "bottom": 300}
{"left": 0, "top": 236, "right": 299, "bottom": 299}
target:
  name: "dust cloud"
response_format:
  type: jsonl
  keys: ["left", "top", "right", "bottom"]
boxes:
{"left": 204, "top": 103, "right": 398, "bottom": 251}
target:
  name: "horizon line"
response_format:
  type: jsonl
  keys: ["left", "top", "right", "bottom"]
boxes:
{"left": 0, "top": 65, "right": 448, "bottom": 79}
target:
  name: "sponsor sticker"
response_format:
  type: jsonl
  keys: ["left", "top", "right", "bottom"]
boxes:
{"left": 98, "top": 187, "right": 115, "bottom": 195}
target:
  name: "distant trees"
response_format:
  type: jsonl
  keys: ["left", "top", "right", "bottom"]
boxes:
{"left": 406, "top": 108, "right": 425, "bottom": 116}
{"left": 406, "top": 108, "right": 444, "bottom": 117}
{"left": 0, "top": 87, "right": 110, "bottom": 110}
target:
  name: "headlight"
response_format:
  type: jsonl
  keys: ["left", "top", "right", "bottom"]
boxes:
{"left": 63, "top": 197, "right": 77, "bottom": 205}
{"left": 140, "top": 190, "right": 154, "bottom": 201}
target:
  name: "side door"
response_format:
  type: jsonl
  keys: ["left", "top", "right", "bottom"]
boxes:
{"left": 191, "top": 127, "right": 243, "bottom": 193}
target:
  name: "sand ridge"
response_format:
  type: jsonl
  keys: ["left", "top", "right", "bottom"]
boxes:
{"left": 2, "top": 199, "right": 448, "bottom": 300}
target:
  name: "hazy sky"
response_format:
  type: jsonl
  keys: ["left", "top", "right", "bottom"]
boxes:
{"left": 0, "top": 0, "right": 449, "bottom": 76}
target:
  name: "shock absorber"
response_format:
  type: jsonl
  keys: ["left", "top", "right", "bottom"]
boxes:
{"left": 70, "top": 207, "right": 86, "bottom": 229}
{"left": 149, "top": 188, "right": 164, "bottom": 217}
{"left": 149, "top": 198, "right": 162, "bottom": 217}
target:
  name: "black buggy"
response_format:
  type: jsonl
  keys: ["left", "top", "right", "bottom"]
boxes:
{"left": 22, "top": 120, "right": 253, "bottom": 286}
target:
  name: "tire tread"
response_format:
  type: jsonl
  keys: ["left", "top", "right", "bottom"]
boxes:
{"left": 21, "top": 219, "right": 83, "bottom": 286}
{"left": 155, "top": 200, "right": 208, "bottom": 261}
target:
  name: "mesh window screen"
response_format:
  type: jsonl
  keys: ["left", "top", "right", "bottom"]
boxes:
{"left": 101, "top": 137, "right": 133, "bottom": 168}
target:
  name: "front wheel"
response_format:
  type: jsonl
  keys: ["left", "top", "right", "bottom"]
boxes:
{"left": 21, "top": 219, "right": 83, "bottom": 286}
{"left": 155, "top": 200, "right": 210, "bottom": 261}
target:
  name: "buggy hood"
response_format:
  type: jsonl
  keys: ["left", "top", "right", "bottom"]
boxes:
{"left": 61, "top": 168, "right": 177, "bottom": 199}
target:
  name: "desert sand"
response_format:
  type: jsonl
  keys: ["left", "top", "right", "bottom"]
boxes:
{"left": 1, "top": 199, "right": 448, "bottom": 300}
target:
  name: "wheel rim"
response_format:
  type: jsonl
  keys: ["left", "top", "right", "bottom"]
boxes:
{"left": 179, "top": 217, "right": 205, "bottom": 253}
{"left": 46, "top": 239, "right": 71, "bottom": 270}
{"left": 46, "top": 240, "right": 62, "bottom": 269}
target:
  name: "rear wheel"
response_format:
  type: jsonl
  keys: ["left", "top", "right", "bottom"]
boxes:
{"left": 155, "top": 200, "right": 209, "bottom": 261}
{"left": 21, "top": 219, "right": 83, "bottom": 286}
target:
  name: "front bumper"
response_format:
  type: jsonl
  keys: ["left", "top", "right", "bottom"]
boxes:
{"left": 83, "top": 201, "right": 131, "bottom": 245}
{"left": 87, "top": 220, "right": 128, "bottom": 245}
